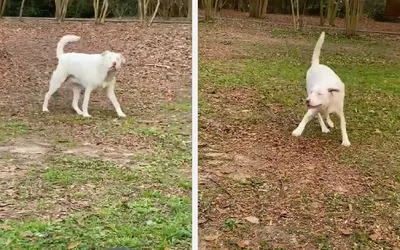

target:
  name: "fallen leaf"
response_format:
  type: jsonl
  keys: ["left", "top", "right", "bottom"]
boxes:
{"left": 204, "top": 235, "right": 219, "bottom": 241}
{"left": 338, "top": 227, "right": 352, "bottom": 235}
{"left": 0, "top": 225, "right": 12, "bottom": 230}
{"left": 198, "top": 218, "right": 207, "bottom": 224}
{"left": 244, "top": 216, "right": 259, "bottom": 224}
{"left": 67, "top": 241, "right": 80, "bottom": 249}
{"left": 375, "top": 129, "right": 381, "bottom": 134}
{"left": 237, "top": 240, "right": 250, "bottom": 248}
{"left": 348, "top": 204, "right": 353, "bottom": 211}
{"left": 369, "top": 232, "right": 380, "bottom": 241}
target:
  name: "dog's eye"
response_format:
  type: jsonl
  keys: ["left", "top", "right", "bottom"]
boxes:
{"left": 318, "top": 93, "right": 322, "bottom": 96}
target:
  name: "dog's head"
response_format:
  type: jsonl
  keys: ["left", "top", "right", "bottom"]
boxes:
{"left": 306, "top": 86, "right": 339, "bottom": 110}
{"left": 101, "top": 50, "right": 126, "bottom": 70}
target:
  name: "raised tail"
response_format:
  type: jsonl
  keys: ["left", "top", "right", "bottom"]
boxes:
{"left": 311, "top": 31, "right": 325, "bottom": 65}
{"left": 56, "top": 35, "right": 81, "bottom": 59}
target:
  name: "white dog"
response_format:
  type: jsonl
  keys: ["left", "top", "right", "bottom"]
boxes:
{"left": 42, "top": 35, "right": 126, "bottom": 117}
{"left": 292, "top": 32, "right": 351, "bottom": 147}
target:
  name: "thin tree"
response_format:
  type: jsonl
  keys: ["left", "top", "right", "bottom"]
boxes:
{"left": 149, "top": 0, "right": 160, "bottom": 25}
{"left": 55, "top": 0, "right": 69, "bottom": 21}
{"left": 249, "top": 0, "right": 268, "bottom": 18}
{"left": 320, "top": 0, "right": 325, "bottom": 26}
{"left": 19, "top": 0, "right": 26, "bottom": 20}
{"left": 60, "top": 0, "right": 70, "bottom": 21}
{"left": 344, "top": 0, "right": 362, "bottom": 37}
{"left": 94, "top": 0, "right": 109, "bottom": 24}
{"left": 326, "top": 0, "right": 339, "bottom": 26}
{"left": 290, "top": 0, "right": 300, "bottom": 31}
{"left": 0, "top": 0, "right": 7, "bottom": 18}
{"left": 187, "top": 0, "right": 191, "bottom": 20}
{"left": 202, "top": 0, "right": 219, "bottom": 21}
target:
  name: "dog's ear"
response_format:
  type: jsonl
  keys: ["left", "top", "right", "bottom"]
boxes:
{"left": 101, "top": 50, "right": 111, "bottom": 57}
{"left": 119, "top": 53, "right": 126, "bottom": 63}
{"left": 328, "top": 88, "right": 340, "bottom": 93}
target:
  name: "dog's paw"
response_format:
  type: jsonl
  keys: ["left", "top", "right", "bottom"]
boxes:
{"left": 341, "top": 140, "right": 351, "bottom": 147}
{"left": 321, "top": 127, "right": 330, "bottom": 133}
{"left": 292, "top": 128, "right": 303, "bottom": 137}
{"left": 42, "top": 108, "right": 49, "bottom": 112}
{"left": 82, "top": 113, "right": 92, "bottom": 118}
{"left": 118, "top": 113, "right": 127, "bottom": 118}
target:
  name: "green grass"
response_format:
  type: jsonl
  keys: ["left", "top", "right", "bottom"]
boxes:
{"left": 0, "top": 121, "right": 31, "bottom": 141}
{"left": 1, "top": 150, "right": 191, "bottom": 249}
{"left": 0, "top": 98, "right": 192, "bottom": 249}
{"left": 0, "top": 195, "right": 191, "bottom": 249}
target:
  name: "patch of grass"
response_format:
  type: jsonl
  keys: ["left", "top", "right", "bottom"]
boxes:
{"left": 351, "top": 229, "right": 370, "bottom": 249}
{"left": 163, "top": 102, "right": 192, "bottom": 112}
{"left": 2, "top": 149, "right": 192, "bottom": 249}
{"left": 41, "top": 157, "right": 138, "bottom": 187}
{"left": 0, "top": 121, "right": 31, "bottom": 141}
{"left": 222, "top": 218, "right": 239, "bottom": 232}
{"left": 314, "top": 235, "right": 334, "bottom": 250}
{"left": 0, "top": 195, "right": 191, "bottom": 249}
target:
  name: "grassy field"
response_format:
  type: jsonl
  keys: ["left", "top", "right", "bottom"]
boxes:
{"left": 0, "top": 20, "right": 191, "bottom": 249}
{"left": 199, "top": 19, "right": 400, "bottom": 249}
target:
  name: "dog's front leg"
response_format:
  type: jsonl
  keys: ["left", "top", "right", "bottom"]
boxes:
{"left": 106, "top": 78, "right": 126, "bottom": 117}
{"left": 292, "top": 109, "right": 316, "bottom": 137}
{"left": 338, "top": 111, "right": 351, "bottom": 146}
{"left": 82, "top": 87, "right": 93, "bottom": 117}
{"left": 317, "top": 113, "right": 330, "bottom": 133}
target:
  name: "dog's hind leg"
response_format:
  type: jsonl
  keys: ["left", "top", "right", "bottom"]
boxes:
{"left": 42, "top": 67, "right": 67, "bottom": 112}
{"left": 81, "top": 87, "right": 93, "bottom": 117}
{"left": 292, "top": 109, "right": 316, "bottom": 137}
{"left": 317, "top": 113, "right": 330, "bottom": 133}
{"left": 71, "top": 86, "right": 83, "bottom": 115}
{"left": 338, "top": 110, "right": 351, "bottom": 147}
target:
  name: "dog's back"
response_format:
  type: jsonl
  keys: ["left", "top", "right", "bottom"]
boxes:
{"left": 58, "top": 53, "right": 105, "bottom": 87}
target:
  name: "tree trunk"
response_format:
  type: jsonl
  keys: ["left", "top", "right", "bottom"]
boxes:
{"left": 320, "top": 0, "right": 325, "bottom": 26}
{"left": 60, "top": 0, "right": 70, "bottom": 22}
{"left": 93, "top": 0, "right": 99, "bottom": 23}
{"left": 249, "top": 0, "right": 268, "bottom": 18}
{"left": 187, "top": 0, "right": 191, "bottom": 20}
{"left": 345, "top": 0, "right": 362, "bottom": 37}
{"left": 149, "top": 0, "right": 160, "bottom": 25}
{"left": 202, "top": 0, "right": 218, "bottom": 21}
{"left": 290, "top": 0, "right": 300, "bottom": 31}
{"left": 100, "top": 0, "right": 108, "bottom": 23}
{"left": 0, "top": 0, "right": 6, "bottom": 18}
{"left": 19, "top": 0, "right": 26, "bottom": 20}
{"left": 327, "top": 0, "right": 338, "bottom": 26}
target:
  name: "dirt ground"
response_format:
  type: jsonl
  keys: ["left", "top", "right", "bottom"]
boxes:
{"left": 199, "top": 15, "right": 400, "bottom": 250}
{"left": 0, "top": 20, "right": 191, "bottom": 249}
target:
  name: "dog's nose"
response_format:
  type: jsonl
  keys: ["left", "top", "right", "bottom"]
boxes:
{"left": 306, "top": 99, "right": 310, "bottom": 105}
{"left": 112, "top": 62, "right": 116, "bottom": 66}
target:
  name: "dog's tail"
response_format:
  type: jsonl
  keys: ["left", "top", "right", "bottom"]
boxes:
{"left": 56, "top": 35, "right": 81, "bottom": 59}
{"left": 311, "top": 31, "right": 325, "bottom": 65}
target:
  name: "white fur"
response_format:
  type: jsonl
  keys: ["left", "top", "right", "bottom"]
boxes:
{"left": 292, "top": 32, "right": 351, "bottom": 147}
{"left": 42, "top": 35, "right": 126, "bottom": 117}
